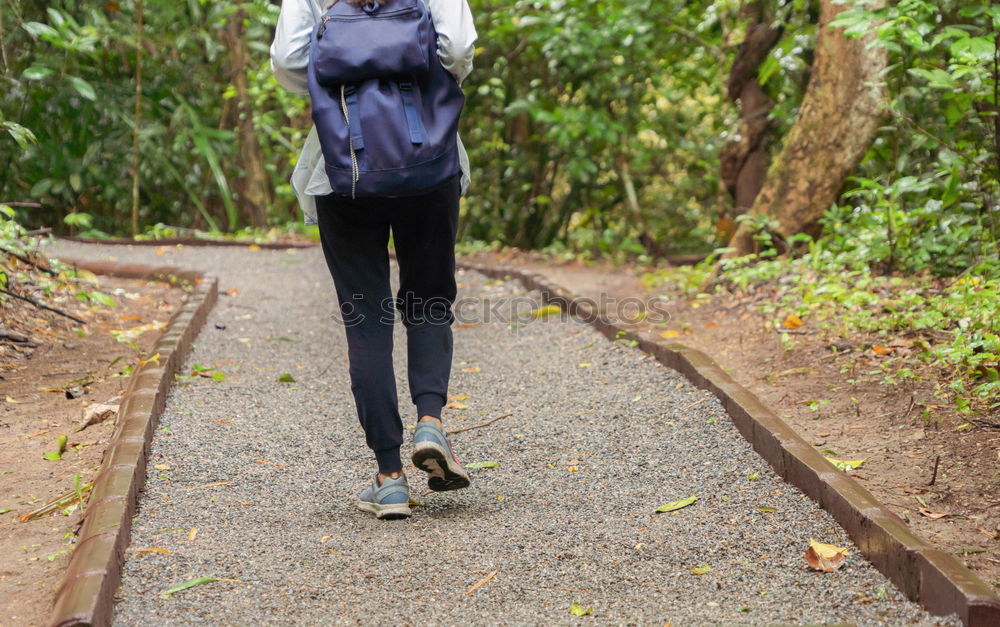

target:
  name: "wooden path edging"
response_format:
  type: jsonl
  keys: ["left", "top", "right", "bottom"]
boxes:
{"left": 456, "top": 260, "right": 1000, "bottom": 627}
{"left": 47, "top": 260, "right": 218, "bottom": 627}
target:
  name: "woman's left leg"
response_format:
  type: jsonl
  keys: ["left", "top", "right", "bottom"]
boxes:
{"left": 389, "top": 175, "right": 462, "bottom": 420}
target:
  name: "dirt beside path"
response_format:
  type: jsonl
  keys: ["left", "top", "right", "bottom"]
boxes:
{"left": 461, "top": 249, "right": 1000, "bottom": 593}
{"left": 0, "top": 273, "right": 182, "bottom": 626}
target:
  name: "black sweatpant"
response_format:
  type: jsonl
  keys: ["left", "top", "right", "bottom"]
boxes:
{"left": 316, "top": 175, "right": 461, "bottom": 475}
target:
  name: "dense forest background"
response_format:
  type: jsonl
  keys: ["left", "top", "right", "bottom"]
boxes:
{"left": 0, "top": 0, "right": 994, "bottom": 264}
{"left": 0, "top": 0, "right": 997, "bottom": 407}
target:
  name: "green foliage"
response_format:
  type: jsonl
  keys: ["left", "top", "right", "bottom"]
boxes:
{"left": 461, "top": 0, "right": 723, "bottom": 253}
{"left": 827, "top": 0, "right": 999, "bottom": 276}
{"left": 646, "top": 240, "right": 1000, "bottom": 412}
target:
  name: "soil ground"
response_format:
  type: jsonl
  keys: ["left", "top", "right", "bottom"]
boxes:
{"left": 461, "top": 249, "right": 1000, "bottom": 593}
{"left": 0, "top": 270, "right": 182, "bottom": 626}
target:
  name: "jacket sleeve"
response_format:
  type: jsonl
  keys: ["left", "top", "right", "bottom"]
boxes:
{"left": 270, "top": 0, "right": 322, "bottom": 94}
{"left": 426, "top": 0, "right": 478, "bottom": 85}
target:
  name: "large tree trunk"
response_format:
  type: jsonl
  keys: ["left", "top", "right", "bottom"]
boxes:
{"left": 719, "top": 0, "right": 782, "bottom": 242}
{"left": 727, "top": 0, "right": 888, "bottom": 255}
{"left": 220, "top": 3, "right": 272, "bottom": 229}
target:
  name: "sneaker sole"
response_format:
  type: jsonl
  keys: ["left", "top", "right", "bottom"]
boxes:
{"left": 411, "top": 442, "right": 470, "bottom": 492}
{"left": 355, "top": 500, "right": 411, "bottom": 520}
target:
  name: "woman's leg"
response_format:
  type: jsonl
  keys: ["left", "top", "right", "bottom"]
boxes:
{"left": 315, "top": 194, "right": 404, "bottom": 475}
{"left": 389, "top": 175, "right": 461, "bottom": 421}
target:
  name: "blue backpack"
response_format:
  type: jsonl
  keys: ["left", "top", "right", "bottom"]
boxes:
{"left": 307, "top": 0, "right": 465, "bottom": 198}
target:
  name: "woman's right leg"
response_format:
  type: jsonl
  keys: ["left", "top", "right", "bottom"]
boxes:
{"left": 315, "top": 194, "right": 403, "bottom": 476}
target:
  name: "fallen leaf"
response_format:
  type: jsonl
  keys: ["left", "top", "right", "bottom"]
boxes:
{"left": 568, "top": 465, "right": 579, "bottom": 472}
{"left": 569, "top": 602, "right": 593, "bottom": 617}
{"left": 804, "top": 539, "right": 849, "bottom": 572}
{"left": 4, "top": 396, "right": 23, "bottom": 403}
{"left": 0, "top": 508, "right": 13, "bottom": 515}
{"left": 227, "top": 288, "right": 239, "bottom": 296}
{"left": 248, "top": 244, "right": 261, "bottom": 251}
{"left": 825, "top": 458, "right": 865, "bottom": 472}
{"left": 130, "top": 547, "right": 170, "bottom": 554}
{"left": 918, "top": 508, "right": 951, "bottom": 520}
{"left": 77, "top": 402, "right": 119, "bottom": 431}
{"left": 462, "top": 366, "right": 480, "bottom": 373}
{"left": 465, "top": 461, "right": 499, "bottom": 469}
{"left": 783, "top": 314, "right": 803, "bottom": 330}
{"left": 455, "top": 323, "right": 482, "bottom": 330}
{"left": 466, "top": 570, "right": 498, "bottom": 595}
{"left": 690, "top": 565, "right": 712, "bottom": 576}
{"left": 446, "top": 400, "right": 468, "bottom": 409}
{"left": 704, "top": 322, "right": 722, "bottom": 329}
{"left": 277, "top": 373, "right": 296, "bottom": 383}
{"left": 530, "top": 304, "right": 562, "bottom": 319}
{"left": 872, "top": 345, "right": 894, "bottom": 356}
{"left": 153, "top": 464, "right": 171, "bottom": 471}
{"left": 214, "top": 419, "right": 232, "bottom": 424}
{"left": 448, "top": 395, "right": 469, "bottom": 401}
{"left": 185, "top": 481, "right": 234, "bottom": 490}
{"left": 578, "top": 362, "right": 592, "bottom": 368}
{"left": 757, "top": 507, "right": 778, "bottom": 514}
{"left": 660, "top": 330, "right": 681, "bottom": 339}
{"left": 160, "top": 576, "right": 234, "bottom": 598}
{"left": 188, "top": 527, "right": 198, "bottom": 541}
{"left": 43, "top": 435, "right": 68, "bottom": 461}
{"left": 655, "top": 495, "right": 697, "bottom": 514}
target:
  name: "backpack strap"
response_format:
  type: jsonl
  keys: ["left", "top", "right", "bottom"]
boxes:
{"left": 398, "top": 81, "right": 427, "bottom": 145}
{"left": 342, "top": 84, "right": 365, "bottom": 150}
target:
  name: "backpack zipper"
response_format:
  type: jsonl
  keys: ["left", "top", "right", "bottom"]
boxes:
{"left": 317, "top": 15, "right": 332, "bottom": 39}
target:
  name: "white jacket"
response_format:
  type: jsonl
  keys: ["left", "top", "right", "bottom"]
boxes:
{"left": 270, "top": 0, "right": 477, "bottom": 224}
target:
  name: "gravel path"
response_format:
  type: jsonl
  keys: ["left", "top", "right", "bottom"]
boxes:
{"left": 47, "top": 241, "right": 957, "bottom": 626}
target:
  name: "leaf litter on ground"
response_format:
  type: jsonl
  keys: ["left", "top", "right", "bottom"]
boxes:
{"left": 655, "top": 494, "right": 697, "bottom": 513}
{"left": 160, "top": 576, "right": 237, "bottom": 598}
{"left": 569, "top": 601, "right": 593, "bottom": 616}
{"left": 465, "top": 461, "right": 499, "bottom": 469}
{"left": 804, "top": 539, "right": 849, "bottom": 572}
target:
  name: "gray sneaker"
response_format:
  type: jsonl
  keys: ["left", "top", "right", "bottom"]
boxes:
{"left": 411, "top": 422, "right": 471, "bottom": 492}
{"left": 355, "top": 475, "right": 411, "bottom": 520}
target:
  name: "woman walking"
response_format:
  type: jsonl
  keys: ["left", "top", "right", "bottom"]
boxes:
{"left": 270, "top": 0, "right": 478, "bottom": 519}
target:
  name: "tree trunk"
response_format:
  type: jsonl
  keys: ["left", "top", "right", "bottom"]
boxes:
{"left": 719, "top": 0, "right": 782, "bottom": 240}
{"left": 727, "top": 0, "right": 888, "bottom": 255}
{"left": 219, "top": 4, "right": 272, "bottom": 229}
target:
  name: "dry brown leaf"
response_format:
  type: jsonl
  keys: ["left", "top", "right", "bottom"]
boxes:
{"left": 76, "top": 402, "right": 120, "bottom": 431}
{"left": 188, "top": 527, "right": 198, "bottom": 541}
{"left": 660, "top": 330, "right": 681, "bottom": 339}
{"left": 918, "top": 508, "right": 951, "bottom": 520}
{"left": 872, "top": 345, "right": 894, "bottom": 356}
{"left": 704, "top": 322, "right": 723, "bottom": 329}
{"left": 804, "top": 539, "right": 849, "bottom": 572}
{"left": 461, "top": 366, "right": 480, "bottom": 373}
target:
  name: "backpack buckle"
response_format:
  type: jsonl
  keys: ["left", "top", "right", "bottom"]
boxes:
{"left": 343, "top": 84, "right": 358, "bottom": 96}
